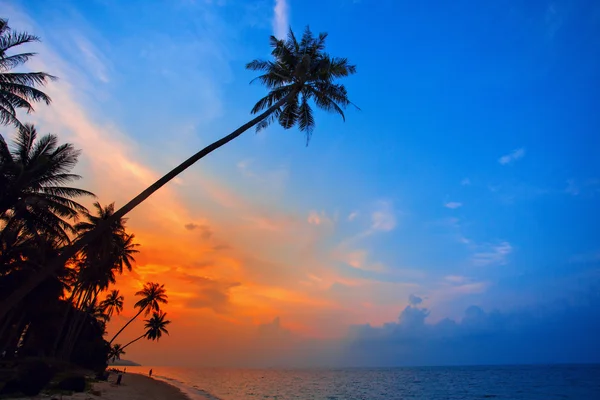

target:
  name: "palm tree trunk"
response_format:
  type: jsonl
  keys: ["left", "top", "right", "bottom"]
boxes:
{"left": 0, "top": 94, "right": 295, "bottom": 320}
{"left": 52, "top": 289, "right": 79, "bottom": 356}
{"left": 58, "top": 288, "right": 92, "bottom": 359}
{"left": 109, "top": 307, "right": 145, "bottom": 345}
{"left": 120, "top": 334, "right": 146, "bottom": 351}
{"left": 61, "top": 289, "right": 100, "bottom": 359}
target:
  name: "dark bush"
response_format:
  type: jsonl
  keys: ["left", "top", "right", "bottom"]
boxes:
{"left": 57, "top": 374, "right": 86, "bottom": 392}
{"left": 16, "top": 359, "right": 55, "bottom": 396}
{"left": 0, "top": 379, "right": 20, "bottom": 396}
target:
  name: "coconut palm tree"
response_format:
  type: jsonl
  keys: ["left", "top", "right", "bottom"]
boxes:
{"left": 108, "top": 343, "right": 126, "bottom": 363}
{"left": 55, "top": 204, "right": 137, "bottom": 358}
{"left": 121, "top": 311, "right": 170, "bottom": 351}
{"left": 100, "top": 290, "right": 124, "bottom": 319}
{"left": 0, "top": 26, "right": 357, "bottom": 319}
{"left": 0, "top": 18, "right": 56, "bottom": 128}
{"left": 109, "top": 282, "right": 167, "bottom": 345}
{"left": 0, "top": 124, "right": 93, "bottom": 242}
{"left": 74, "top": 202, "right": 138, "bottom": 296}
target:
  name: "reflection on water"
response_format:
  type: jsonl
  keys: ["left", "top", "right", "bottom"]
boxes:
{"left": 127, "top": 364, "right": 600, "bottom": 400}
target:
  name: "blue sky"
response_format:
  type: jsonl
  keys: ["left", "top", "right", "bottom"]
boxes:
{"left": 4, "top": 0, "right": 600, "bottom": 366}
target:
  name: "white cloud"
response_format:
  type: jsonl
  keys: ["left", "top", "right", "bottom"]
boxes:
{"left": 472, "top": 242, "right": 513, "bottom": 267}
{"left": 72, "top": 34, "right": 110, "bottom": 83}
{"left": 444, "top": 202, "right": 463, "bottom": 209}
{"left": 370, "top": 201, "right": 396, "bottom": 233}
{"left": 347, "top": 211, "right": 359, "bottom": 221}
{"left": 272, "top": 0, "right": 289, "bottom": 39}
{"left": 498, "top": 148, "right": 525, "bottom": 165}
{"left": 460, "top": 178, "right": 471, "bottom": 186}
{"left": 565, "top": 178, "right": 600, "bottom": 196}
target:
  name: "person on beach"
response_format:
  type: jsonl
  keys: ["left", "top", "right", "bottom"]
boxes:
{"left": 116, "top": 373, "right": 123, "bottom": 386}
{"left": 149, "top": 369, "right": 153, "bottom": 377}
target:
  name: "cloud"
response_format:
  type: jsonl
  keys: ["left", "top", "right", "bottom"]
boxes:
{"left": 472, "top": 241, "right": 513, "bottom": 266}
{"left": 184, "top": 223, "right": 212, "bottom": 239}
{"left": 444, "top": 275, "right": 468, "bottom": 284}
{"left": 340, "top": 293, "right": 600, "bottom": 366}
{"left": 408, "top": 294, "right": 423, "bottom": 306}
{"left": 179, "top": 273, "right": 241, "bottom": 314}
{"left": 272, "top": 0, "right": 289, "bottom": 39}
{"left": 498, "top": 148, "right": 525, "bottom": 165}
{"left": 369, "top": 200, "right": 396, "bottom": 233}
{"left": 347, "top": 211, "right": 359, "bottom": 221}
{"left": 460, "top": 178, "right": 471, "bottom": 186}
{"left": 444, "top": 202, "right": 463, "bottom": 209}
{"left": 184, "top": 222, "right": 199, "bottom": 230}
{"left": 72, "top": 34, "right": 110, "bottom": 83}
{"left": 307, "top": 210, "right": 334, "bottom": 227}
{"left": 565, "top": 178, "right": 600, "bottom": 196}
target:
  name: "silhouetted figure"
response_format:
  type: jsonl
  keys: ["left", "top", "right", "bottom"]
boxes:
{"left": 116, "top": 373, "right": 123, "bottom": 385}
{"left": 124, "top": 367, "right": 127, "bottom": 373}
{"left": 149, "top": 369, "right": 153, "bottom": 377}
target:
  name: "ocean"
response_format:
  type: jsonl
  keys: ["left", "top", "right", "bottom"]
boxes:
{"left": 125, "top": 365, "right": 600, "bottom": 400}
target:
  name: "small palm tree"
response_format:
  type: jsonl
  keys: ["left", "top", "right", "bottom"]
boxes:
{"left": 0, "top": 26, "right": 357, "bottom": 320}
{"left": 121, "top": 311, "right": 171, "bottom": 351}
{"left": 109, "top": 282, "right": 167, "bottom": 344}
{"left": 0, "top": 18, "right": 56, "bottom": 128}
{"left": 100, "top": 289, "right": 124, "bottom": 319}
{"left": 0, "top": 124, "right": 93, "bottom": 242}
{"left": 108, "top": 343, "right": 126, "bottom": 363}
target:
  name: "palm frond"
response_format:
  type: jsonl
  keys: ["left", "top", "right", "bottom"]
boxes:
{"left": 297, "top": 95, "right": 315, "bottom": 144}
{"left": 0, "top": 52, "right": 36, "bottom": 72}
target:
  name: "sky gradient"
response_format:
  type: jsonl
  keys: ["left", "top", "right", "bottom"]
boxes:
{"left": 3, "top": 0, "right": 600, "bottom": 367}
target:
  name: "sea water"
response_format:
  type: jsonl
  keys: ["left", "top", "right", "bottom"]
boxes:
{"left": 126, "top": 364, "right": 600, "bottom": 400}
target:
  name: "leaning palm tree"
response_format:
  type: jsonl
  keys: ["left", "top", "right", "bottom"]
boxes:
{"left": 0, "top": 26, "right": 356, "bottom": 319}
{"left": 109, "top": 282, "right": 167, "bottom": 344}
{"left": 108, "top": 343, "right": 126, "bottom": 363}
{"left": 100, "top": 290, "right": 124, "bottom": 319}
{"left": 0, "top": 18, "right": 56, "bottom": 128}
{"left": 121, "top": 311, "right": 171, "bottom": 351}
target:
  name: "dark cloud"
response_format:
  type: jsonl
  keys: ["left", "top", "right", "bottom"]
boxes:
{"left": 184, "top": 223, "right": 212, "bottom": 240}
{"left": 184, "top": 223, "right": 199, "bottom": 230}
{"left": 340, "top": 292, "right": 600, "bottom": 367}
{"left": 179, "top": 273, "right": 240, "bottom": 313}
{"left": 409, "top": 294, "right": 423, "bottom": 306}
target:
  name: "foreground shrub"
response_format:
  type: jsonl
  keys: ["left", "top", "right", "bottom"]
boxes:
{"left": 16, "top": 359, "right": 55, "bottom": 396}
{"left": 57, "top": 374, "right": 86, "bottom": 392}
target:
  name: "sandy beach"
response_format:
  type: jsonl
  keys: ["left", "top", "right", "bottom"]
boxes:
{"left": 56, "top": 373, "right": 189, "bottom": 400}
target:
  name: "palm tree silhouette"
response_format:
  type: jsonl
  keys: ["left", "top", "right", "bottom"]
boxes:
{"left": 100, "top": 290, "right": 124, "bottom": 319}
{"left": 109, "top": 282, "right": 167, "bottom": 344}
{"left": 0, "top": 26, "right": 357, "bottom": 319}
{"left": 121, "top": 311, "right": 171, "bottom": 351}
{"left": 0, "top": 124, "right": 93, "bottom": 241}
{"left": 108, "top": 343, "right": 126, "bottom": 363}
{"left": 0, "top": 18, "right": 56, "bottom": 128}
{"left": 74, "top": 202, "right": 138, "bottom": 296}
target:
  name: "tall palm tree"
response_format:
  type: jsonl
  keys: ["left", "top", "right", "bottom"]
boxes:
{"left": 109, "top": 282, "right": 167, "bottom": 344}
{"left": 0, "top": 26, "right": 357, "bottom": 319}
{"left": 56, "top": 204, "right": 137, "bottom": 358}
{"left": 121, "top": 311, "right": 170, "bottom": 351}
{"left": 108, "top": 343, "right": 126, "bottom": 363}
{"left": 100, "top": 290, "right": 124, "bottom": 319}
{"left": 0, "top": 124, "right": 93, "bottom": 242}
{"left": 74, "top": 202, "right": 138, "bottom": 296}
{"left": 0, "top": 18, "right": 56, "bottom": 128}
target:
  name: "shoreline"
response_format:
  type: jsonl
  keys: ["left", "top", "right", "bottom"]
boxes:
{"left": 61, "top": 372, "right": 191, "bottom": 400}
